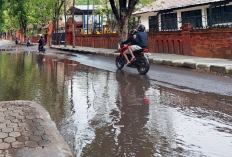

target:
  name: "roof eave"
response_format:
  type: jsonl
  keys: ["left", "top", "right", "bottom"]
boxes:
{"left": 132, "top": 0, "right": 228, "bottom": 15}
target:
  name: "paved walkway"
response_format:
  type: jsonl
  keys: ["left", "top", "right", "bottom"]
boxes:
{"left": 0, "top": 101, "right": 72, "bottom": 157}
{"left": 51, "top": 45, "right": 232, "bottom": 75}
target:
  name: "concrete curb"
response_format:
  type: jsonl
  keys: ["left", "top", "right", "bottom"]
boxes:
{"left": 210, "top": 65, "right": 227, "bottom": 74}
{"left": 50, "top": 45, "right": 232, "bottom": 75}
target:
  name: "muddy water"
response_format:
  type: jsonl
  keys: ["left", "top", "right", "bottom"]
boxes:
{"left": 0, "top": 51, "right": 232, "bottom": 157}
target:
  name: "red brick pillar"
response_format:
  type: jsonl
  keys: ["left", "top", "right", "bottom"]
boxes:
{"left": 81, "top": 35, "right": 83, "bottom": 46}
{"left": 181, "top": 23, "right": 193, "bottom": 56}
{"left": 93, "top": 35, "right": 95, "bottom": 48}
{"left": 108, "top": 34, "right": 110, "bottom": 49}
{"left": 182, "top": 31, "right": 191, "bottom": 55}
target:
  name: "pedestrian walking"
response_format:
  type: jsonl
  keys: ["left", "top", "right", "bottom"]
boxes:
{"left": 27, "top": 36, "right": 31, "bottom": 46}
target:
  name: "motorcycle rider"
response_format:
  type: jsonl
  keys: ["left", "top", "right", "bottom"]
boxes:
{"left": 121, "top": 29, "right": 137, "bottom": 66}
{"left": 15, "top": 38, "right": 18, "bottom": 44}
{"left": 38, "top": 35, "right": 45, "bottom": 51}
{"left": 127, "top": 24, "right": 148, "bottom": 65}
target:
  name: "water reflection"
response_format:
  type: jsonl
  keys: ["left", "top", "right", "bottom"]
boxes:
{"left": 60, "top": 68, "right": 153, "bottom": 156}
{"left": 113, "top": 70, "right": 153, "bottom": 156}
{"left": 38, "top": 54, "right": 45, "bottom": 70}
{"left": 0, "top": 51, "right": 232, "bottom": 157}
{"left": 145, "top": 84, "right": 232, "bottom": 157}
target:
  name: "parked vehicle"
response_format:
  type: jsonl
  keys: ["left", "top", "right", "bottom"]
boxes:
{"left": 115, "top": 44, "right": 151, "bottom": 75}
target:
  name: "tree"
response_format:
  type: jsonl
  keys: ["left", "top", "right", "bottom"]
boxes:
{"left": 0, "top": 0, "right": 5, "bottom": 34}
{"left": 0, "top": 0, "right": 68, "bottom": 44}
{"left": 95, "top": 0, "right": 117, "bottom": 33}
{"left": 6, "top": 0, "right": 29, "bottom": 41}
{"left": 49, "top": 0, "right": 65, "bottom": 46}
{"left": 109, "top": 0, "right": 154, "bottom": 42}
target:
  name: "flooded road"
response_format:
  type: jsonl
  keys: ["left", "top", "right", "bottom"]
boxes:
{"left": 0, "top": 44, "right": 232, "bottom": 157}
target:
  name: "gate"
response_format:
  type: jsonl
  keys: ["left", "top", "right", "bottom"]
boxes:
{"left": 52, "top": 33, "right": 66, "bottom": 45}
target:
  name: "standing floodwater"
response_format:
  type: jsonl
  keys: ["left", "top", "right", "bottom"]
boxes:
{"left": 0, "top": 50, "right": 232, "bottom": 157}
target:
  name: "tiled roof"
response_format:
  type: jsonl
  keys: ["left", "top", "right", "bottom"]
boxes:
{"left": 133, "top": 0, "right": 225, "bottom": 15}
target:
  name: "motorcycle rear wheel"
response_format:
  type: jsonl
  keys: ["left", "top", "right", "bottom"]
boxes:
{"left": 137, "top": 57, "right": 149, "bottom": 75}
{"left": 115, "top": 55, "right": 124, "bottom": 69}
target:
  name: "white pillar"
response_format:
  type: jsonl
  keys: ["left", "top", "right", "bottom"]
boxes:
{"left": 158, "top": 14, "right": 161, "bottom": 31}
{"left": 202, "top": 7, "right": 208, "bottom": 28}
{"left": 141, "top": 14, "right": 149, "bottom": 31}
{"left": 176, "top": 10, "right": 182, "bottom": 30}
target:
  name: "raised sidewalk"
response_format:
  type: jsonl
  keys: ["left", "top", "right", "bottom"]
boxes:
{"left": 0, "top": 101, "right": 72, "bottom": 157}
{"left": 51, "top": 45, "right": 232, "bottom": 75}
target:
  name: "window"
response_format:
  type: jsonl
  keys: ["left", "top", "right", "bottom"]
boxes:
{"left": 149, "top": 16, "right": 158, "bottom": 31}
{"left": 161, "top": 13, "right": 177, "bottom": 30}
{"left": 181, "top": 10, "right": 202, "bottom": 27}
{"left": 207, "top": 5, "right": 232, "bottom": 25}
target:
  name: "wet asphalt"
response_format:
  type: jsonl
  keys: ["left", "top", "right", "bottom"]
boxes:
{"left": 0, "top": 42, "right": 232, "bottom": 157}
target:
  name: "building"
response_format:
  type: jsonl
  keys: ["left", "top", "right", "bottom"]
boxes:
{"left": 64, "top": 5, "right": 107, "bottom": 33}
{"left": 133, "top": 0, "right": 232, "bottom": 31}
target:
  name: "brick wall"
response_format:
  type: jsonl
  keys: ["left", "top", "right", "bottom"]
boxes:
{"left": 190, "top": 29, "right": 232, "bottom": 59}
{"left": 45, "top": 24, "right": 232, "bottom": 60}
{"left": 147, "top": 31, "right": 183, "bottom": 55}
{"left": 74, "top": 34, "right": 118, "bottom": 49}
{"left": 147, "top": 28, "right": 232, "bottom": 59}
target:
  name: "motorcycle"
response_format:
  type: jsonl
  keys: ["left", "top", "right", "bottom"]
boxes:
{"left": 39, "top": 45, "right": 46, "bottom": 53}
{"left": 115, "top": 44, "right": 151, "bottom": 75}
{"left": 15, "top": 38, "right": 18, "bottom": 44}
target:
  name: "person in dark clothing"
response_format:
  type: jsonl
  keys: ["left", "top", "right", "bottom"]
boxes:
{"left": 121, "top": 29, "right": 137, "bottom": 46}
{"left": 38, "top": 35, "right": 45, "bottom": 50}
{"left": 121, "top": 29, "right": 137, "bottom": 66}
{"left": 127, "top": 24, "right": 148, "bottom": 65}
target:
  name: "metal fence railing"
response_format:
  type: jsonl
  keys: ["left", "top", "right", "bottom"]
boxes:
{"left": 149, "top": 12, "right": 232, "bottom": 32}
{"left": 210, "top": 12, "right": 232, "bottom": 28}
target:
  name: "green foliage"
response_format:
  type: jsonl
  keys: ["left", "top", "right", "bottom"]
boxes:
{"left": 0, "top": 0, "right": 6, "bottom": 32}
{"left": 75, "top": 0, "right": 101, "bottom": 5}
{"left": 1, "top": 0, "right": 68, "bottom": 36}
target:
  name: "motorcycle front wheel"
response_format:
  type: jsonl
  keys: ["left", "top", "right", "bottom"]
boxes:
{"left": 137, "top": 57, "right": 150, "bottom": 75}
{"left": 115, "top": 55, "right": 125, "bottom": 69}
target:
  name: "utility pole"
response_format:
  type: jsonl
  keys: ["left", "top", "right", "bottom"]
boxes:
{"left": 87, "top": 0, "right": 89, "bottom": 34}
{"left": 72, "top": 0, "right": 75, "bottom": 48}
{"left": 64, "top": 0, "right": 67, "bottom": 47}
{"left": 92, "top": 0, "right": 95, "bottom": 32}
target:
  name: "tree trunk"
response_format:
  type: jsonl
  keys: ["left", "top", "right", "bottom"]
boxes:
{"left": 109, "top": 21, "right": 116, "bottom": 33}
{"left": 109, "top": 0, "right": 137, "bottom": 43}
{"left": 117, "top": 17, "right": 129, "bottom": 42}
{"left": 24, "top": 26, "right": 26, "bottom": 43}
{"left": 56, "top": 19, "right": 58, "bottom": 45}
{"left": 72, "top": 0, "right": 75, "bottom": 48}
